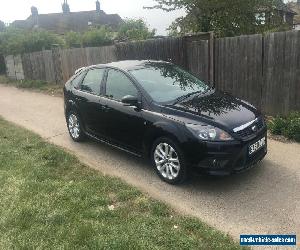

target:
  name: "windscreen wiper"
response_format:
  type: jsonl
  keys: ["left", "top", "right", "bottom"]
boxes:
{"left": 174, "top": 91, "right": 203, "bottom": 104}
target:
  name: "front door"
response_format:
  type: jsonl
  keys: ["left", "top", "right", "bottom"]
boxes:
{"left": 102, "top": 69, "right": 145, "bottom": 152}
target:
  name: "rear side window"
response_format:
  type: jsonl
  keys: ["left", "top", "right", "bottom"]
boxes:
{"left": 81, "top": 68, "right": 105, "bottom": 95}
{"left": 105, "top": 69, "right": 138, "bottom": 101}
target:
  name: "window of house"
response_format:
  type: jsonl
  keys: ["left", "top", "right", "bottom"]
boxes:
{"left": 80, "top": 68, "right": 105, "bottom": 95}
{"left": 256, "top": 13, "right": 266, "bottom": 25}
{"left": 105, "top": 69, "right": 138, "bottom": 101}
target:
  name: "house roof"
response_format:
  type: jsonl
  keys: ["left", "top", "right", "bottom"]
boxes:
{"left": 11, "top": 10, "right": 123, "bottom": 34}
{"left": 287, "top": 2, "right": 300, "bottom": 24}
{"left": 275, "top": 0, "right": 297, "bottom": 15}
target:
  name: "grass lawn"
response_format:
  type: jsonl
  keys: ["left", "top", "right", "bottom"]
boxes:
{"left": 0, "top": 75, "right": 63, "bottom": 97}
{"left": 0, "top": 117, "right": 245, "bottom": 249}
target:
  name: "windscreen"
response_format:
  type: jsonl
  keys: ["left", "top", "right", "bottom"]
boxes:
{"left": 129, "top": 63, "right": 209, "bottom": 103}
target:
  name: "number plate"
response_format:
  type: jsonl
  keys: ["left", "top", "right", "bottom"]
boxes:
{"left": 249, "top": 137, "right": 266, "bottom": 155}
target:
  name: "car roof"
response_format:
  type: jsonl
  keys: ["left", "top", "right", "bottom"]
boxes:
{"left": 84, "top": 60, "right": 171, "bottom": 72}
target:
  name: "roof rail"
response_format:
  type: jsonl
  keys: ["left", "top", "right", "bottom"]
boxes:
{"left": 75, "top": 67, "right": 86, "bottom": 75}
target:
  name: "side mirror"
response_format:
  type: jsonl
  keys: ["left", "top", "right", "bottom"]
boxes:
{"left": 121, "top": 95, "right": 140, "bottom": 107}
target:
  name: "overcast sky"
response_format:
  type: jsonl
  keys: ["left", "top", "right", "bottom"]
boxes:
{"left": 0, "top": 0, "right": 186, "bottom": 35}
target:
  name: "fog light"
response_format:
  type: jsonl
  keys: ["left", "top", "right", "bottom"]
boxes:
{"left": 210, "top": 159, "right": 228, "bottom": 168}
{"left": 198, "top": 158, "right": 229, "bottom": 169}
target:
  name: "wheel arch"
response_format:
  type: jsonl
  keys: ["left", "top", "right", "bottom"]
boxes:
{"left": 142, "top": 121, "right": 186, "bottom": 159}
{"left": 65, "top": 99, "right": 80, "bottom": 119}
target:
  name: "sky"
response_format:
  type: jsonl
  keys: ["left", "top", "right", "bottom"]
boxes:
{"left": 0, "top": 0, "right": 186, "bottom": 35}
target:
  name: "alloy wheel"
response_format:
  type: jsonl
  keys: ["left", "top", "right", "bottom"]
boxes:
{"left": 154, "top": 143, "right": 181, "bottom": 180}
{"left": 68, "top": 114, "right": 80, "bottom": 139}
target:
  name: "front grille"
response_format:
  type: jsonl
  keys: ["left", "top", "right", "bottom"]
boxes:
{"left": 235, "top": 117, "right": 264, "bottom": 138}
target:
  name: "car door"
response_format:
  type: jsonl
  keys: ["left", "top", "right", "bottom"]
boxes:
{"left": 102, "top": 68, "right": 146, "bottom": 152}
{"left": 73, "top": 67, "right": 106, "bottom": 137}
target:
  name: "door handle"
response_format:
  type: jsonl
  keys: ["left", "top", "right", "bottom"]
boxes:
{"left": 102, "top": 105, "right": 112, "bottom": 112}
{"left": 75, "top": 96, "right": 84, "bottom": 102}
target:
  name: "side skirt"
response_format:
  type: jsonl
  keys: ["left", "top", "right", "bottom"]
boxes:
{"left": 85, "top": 132, "right": 142, "bottom": 158}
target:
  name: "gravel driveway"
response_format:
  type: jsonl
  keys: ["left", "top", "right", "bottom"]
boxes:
{"left": 0, "top": 84, "right": 299, "bottom": 241}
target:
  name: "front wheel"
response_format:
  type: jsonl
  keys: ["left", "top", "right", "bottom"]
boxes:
{"left": 67, "top": 111, "right": 85, "bottom": 142}
{"left": 151, "top": 137, "right": 188, "bottom": 185}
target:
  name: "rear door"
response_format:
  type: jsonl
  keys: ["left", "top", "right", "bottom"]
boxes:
{"left": 74, "top": 67, "right": 106, "bottom": 137}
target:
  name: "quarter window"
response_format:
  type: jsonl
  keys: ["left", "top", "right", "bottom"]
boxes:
{"left": 71, "top": 71, "right": 86, "bottom": 89}
{"left": 80, "top": 68, "right": 105, "bottom": 95}
{"left": 106, "top": 69, "right": 138, "bottom": 101}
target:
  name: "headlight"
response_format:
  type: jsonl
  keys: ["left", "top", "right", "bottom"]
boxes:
{"left": 185, "top": 124, "right": 234, "bottom": 141}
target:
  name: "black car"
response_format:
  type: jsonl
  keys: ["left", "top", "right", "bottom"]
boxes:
{"left": 64, "top": 60, "right": 267, "bottom": 184}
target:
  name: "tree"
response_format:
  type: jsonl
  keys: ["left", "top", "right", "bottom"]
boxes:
{"left": 82, "top": 27, "right": 113, "bottom": 47}
{"left": 0, "top": 28, "right": 64, "bottom": 55}
{"left": 147, "top": 0, "right": 284, "bottom": 37}
{"left": 65, "top": 31, "right": 82, "bottom": 48}
{"left": 0, "top": 21, "right": 5, "bottom": 32}
{"left": 117, "top": 19, "right": 156, "bottom": 41}
{"left": 22, "top": 30, "right": 65, "bottom": 52}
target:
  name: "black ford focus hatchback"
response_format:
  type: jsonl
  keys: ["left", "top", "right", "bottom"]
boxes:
{"left": 64, "top": 60, "right": 267, "bottom": 184}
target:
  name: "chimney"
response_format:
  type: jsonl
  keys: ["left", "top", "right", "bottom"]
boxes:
{"left": 62, "top": 0, "right": 70, "bottom": 14}
{"left": 31, "top": 6, "right": 38, "bottom": 17}
{"left": 96, "top": 1, "right": 101, "bottom": 12}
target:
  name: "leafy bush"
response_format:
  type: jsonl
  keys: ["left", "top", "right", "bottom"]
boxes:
{"left": 268, "top": 117, "right": 287, "bottom": 135}
{"left": 0, "top": 20, "right": 5, "bottom": 32}
{"left": 117, "top": 19, "right": 156, "bottom": 41}
{"left": 0, "top": 28, "right": 64, "bottom": 55}
{"left": 284, "top": 118, "right": 300, "bottom": 142}
{"left": 268, "top": 111, "right": 300, "bottom": 142}
{"left": 65, "top": 31, "right": 82, "bottom": 48}
{"left": 0, "top": 18, "right": 155, "bottom": 53}
{"left": 82, "top": 27, "right": 113, "bottom": 47}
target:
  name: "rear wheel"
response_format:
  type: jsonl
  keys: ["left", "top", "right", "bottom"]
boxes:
{"left": 67, "top": 111, "right": 85, "bottom": 142}
{"left": 151, "top": 137, "right": 187, "bottom": 184}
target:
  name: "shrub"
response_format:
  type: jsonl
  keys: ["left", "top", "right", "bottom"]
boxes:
{"left": 268, "top": 111, "right": 300, "bottom": 142}
{"left": 117, "top": 18, "right": 156, "bottom": 41}
{"left": 82, "top": 27, "right": 113, "bottom": 47}
{"left": 65, "top": 31, "right": 82, "bottom": 48}
{"left": 0, "top": 28, "right": 64, "bottom": 55}
{"left": 286, "top": 111, "right": 300, "bottom": 122}
{"left": 283, "top": 118, "right": 300, "bottom": 142}
{"left": 268, "top": 117, "right": 287, "bottom": 135}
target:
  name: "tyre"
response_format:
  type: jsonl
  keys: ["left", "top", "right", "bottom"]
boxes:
{"left": 67, "top": 111, "right": 85, "bottom": 142}
{"left": 151, "top": 137, "right": 188, "bottom": 184}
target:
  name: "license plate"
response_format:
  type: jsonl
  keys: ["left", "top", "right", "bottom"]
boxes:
{"left": 249, "top": 137, "right": 266, "bottom": 155}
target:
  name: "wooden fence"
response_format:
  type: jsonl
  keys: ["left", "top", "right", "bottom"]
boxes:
{"left": 4, "top": 31, "right": 300, "bottom": 115}
{"left": 18, "top": 46, "right": 117, "bottom": 83}
{"left": 214, "top": 31, "right": 300, "bottom": 115}
{"left": 214, "top": 34, "right": 263, "bottom": 109}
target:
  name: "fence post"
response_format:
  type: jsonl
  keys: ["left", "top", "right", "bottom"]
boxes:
{"left": 208, "top": 32, "right": 215, "bottom": 87}
{"left": 0, "top": 54, "right": 5, "bottom": 74}
{"left": 52, "top": 47, "right": 63, "bottom": 84}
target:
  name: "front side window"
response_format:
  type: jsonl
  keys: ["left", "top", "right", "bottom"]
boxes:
{"left": 80, "top": 68, "right": 105, "bottom": 95}
{"left": 105, "top": 69, "right": 138, "bottom": 101}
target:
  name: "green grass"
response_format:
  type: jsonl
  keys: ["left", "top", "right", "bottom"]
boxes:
{"left": 0, "top": 117, "right": 245, "bottom": 250}
{"left": 0, "top": 75, "right": 63, "bottom": 97}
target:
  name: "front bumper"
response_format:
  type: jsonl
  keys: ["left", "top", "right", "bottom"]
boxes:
{"left": 192, "top": 130, "right": 268, "bottom": 175}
